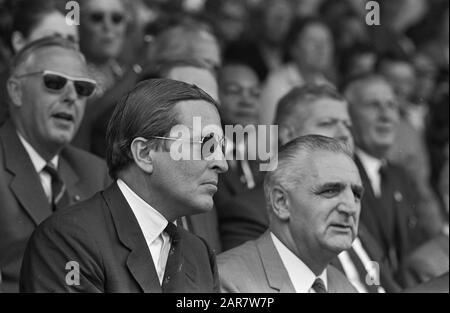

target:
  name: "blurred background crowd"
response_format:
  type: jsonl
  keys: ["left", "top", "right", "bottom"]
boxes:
{"left": 0, "top": 0, "right": 448, "bottom": 292}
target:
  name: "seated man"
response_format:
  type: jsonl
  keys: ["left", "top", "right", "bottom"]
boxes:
{"left": 0, "top": 37, "right": 110, "bottom": 293}
{"left": 219, "top": 85, "right": 401, "bottom": 292}
{"left": 218, "top": 135, "right": 360, "bottom": 293}
{"left": 345, "top": 74, "right": 428, "bottom": 274}
{"left": 20, "top": 79, "right": 228, "bottom": 293}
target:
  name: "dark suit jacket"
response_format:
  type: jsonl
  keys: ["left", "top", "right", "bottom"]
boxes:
{"left": 218, "top": 232, "right": 357, "bottom": 293}
{"left": 0, "top": 121, "right": 111, "bottom": 293}
{"left": 20, "top": 183, "right": 220, "bottom": 293}
{"left": 399, "top": 234, "right": 449, "bottom": 288}
{"left": 217, "top": 185, "right": 268, "bottom": 251}
{"left": 403, "top": 272, "right": 449, "bottom": 293}
{"left": 354, "top": 155, "right": 425, "bottom": 272}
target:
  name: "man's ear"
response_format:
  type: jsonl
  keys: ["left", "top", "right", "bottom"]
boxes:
{"left": 270, "top": 185, "right": 291, "bottom": 222}
{"left": 7, "top": 78, "right": 23, "bottom": 108}
{"left": 130, "top": 137, "right": 154, "bottom": 174}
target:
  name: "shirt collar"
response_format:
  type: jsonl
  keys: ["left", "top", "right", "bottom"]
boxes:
{"left": 355, "top": 148, "right": 384, "bottom": 177}
{"left": 271, "top": 233, "right": 328, "bottom": 293}
{"left": 117, "top": 179, "right": 168, "bottom": 245}
{"left": 17, "top": 132, "right": 59, "bottom": 173}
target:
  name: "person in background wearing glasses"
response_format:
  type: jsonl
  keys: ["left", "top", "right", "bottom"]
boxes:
{"left": 20, "top": 78, "right": 228, "bottom": 293}
{"left": 0, "top": 36, "right": 111, "bottom": 293}
{"left": 1, "top": 0, "right": 79, "bottom": 127}
{"left": 72, "top": 0, "right": 154, "bottom": 154}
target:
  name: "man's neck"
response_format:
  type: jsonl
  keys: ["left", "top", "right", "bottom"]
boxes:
{"left": 16, "top": 128, "right": 60, "bottom": 162}
{"left": 272, "top": 229, "right": 329, "bottom": 276}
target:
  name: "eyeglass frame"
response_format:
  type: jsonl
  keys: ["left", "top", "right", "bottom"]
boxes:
{"left": 148, "top": 133, "right": 227, "bottom": 160}
{"left": 14, "top": 70, "right": 98, "bottom": 97}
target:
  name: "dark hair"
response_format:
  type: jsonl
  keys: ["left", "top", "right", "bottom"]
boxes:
{"left": 8, "top": 35, "right": 82, "bottom": 78}
{"left": 284, "top": 16, "right": 330, "bottom": 63}
{"left": 10, "top": 0, "right": 61, "bottom": 45}
{"left": 106, "top": 78, "right": 220, "bottom": 179}
{"left": 275, "top": 84, "right": 345, "bottom": 133}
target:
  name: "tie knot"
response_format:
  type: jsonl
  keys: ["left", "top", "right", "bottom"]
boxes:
{"left": 312, "top": 278, "right": 327, "bottom": 293}
{"left": 43, "top": 163, "right": 60, "bottom": 180}
{"left": 164, "top": 222, "right": 180, "bottom": 242}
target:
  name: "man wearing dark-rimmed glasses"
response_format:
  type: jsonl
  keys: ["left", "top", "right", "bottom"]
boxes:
{"left": 20, "top": 78, "right": 228, "bottom": 292}
{"left": 0, "top": 36, "right": 111, "bottom": 293}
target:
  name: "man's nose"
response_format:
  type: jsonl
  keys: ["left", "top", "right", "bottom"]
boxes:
{"left": 210, "top": 157, "right": 229, "bottom": 174}
{"left": 337, "top": 189, "right": 359, "bottom": 217}
{"left": 62, "top": 81, "right": 78, "bottom": 104}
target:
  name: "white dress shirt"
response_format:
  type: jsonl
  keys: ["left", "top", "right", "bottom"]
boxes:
{"left": 117, "top": 179, "right": 170, "bottom": 284}
{"left": 338, "top": 238, "right": 386, "bottom": 293}
{"left": 271, "top": 233, "right": 328, "bottom": 293}
{"left": 18, "top": 133, "right": 58, "bottom": 203}
{"left": 356, "top": 149, "right": 384, "bottom": 198}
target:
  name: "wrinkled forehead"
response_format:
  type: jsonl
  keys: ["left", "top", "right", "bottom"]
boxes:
{"left": 304, "top": 151, "right": 360, "bottom": 185}
{"left": 19, "top": 46, "right": 89, "bottom": 77}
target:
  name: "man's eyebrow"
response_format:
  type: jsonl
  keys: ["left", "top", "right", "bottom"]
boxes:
{"left": 317, "top": 182, "right": 346, "bottom": 190}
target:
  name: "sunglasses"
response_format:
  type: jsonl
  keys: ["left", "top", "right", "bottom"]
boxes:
{"left": 150, "top": 133, "right": 227, "bottom": 160}
{"left": 88, "top": 11, "right": 126, "bottom": 25}
{"left": 15, "top": 70, "right": 97, "bottom": 97}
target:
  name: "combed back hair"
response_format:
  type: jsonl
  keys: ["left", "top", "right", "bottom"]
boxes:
{"left": 343, "top": 73, "right": 390, "bottom": 108}
{"left": 263, "top": 135, "right": 353, "bottom": 212}
{"left": 106, "top": 78, "right": 220, "bottom": 179}
{"left": 274, "top": 84, "right": 345, "bottom": 137}
{"left": 8, "top": 35, "right": 82, "bottom": 78}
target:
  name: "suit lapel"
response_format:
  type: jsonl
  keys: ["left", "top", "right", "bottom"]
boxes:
{"left": 256, "top": 232, "right": 295, "bottom": 293}
{"left": 1, "top": 121, "right": 51, "bottom": 225}
{"left": 103, "top": 183, "right": 161, "bottom": 293}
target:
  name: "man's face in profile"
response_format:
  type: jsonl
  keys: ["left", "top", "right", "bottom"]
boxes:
{"left": 287, "top": 151, "right": 362, "bottom": 258}
{"left": 150, "top": 100, "right": 228, "bottom": 215}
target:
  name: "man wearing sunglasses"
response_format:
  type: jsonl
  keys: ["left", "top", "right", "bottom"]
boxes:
{"left": 20, "top": 79, "right": 228, "bottom": 293}
{"left": 0, "top": 37, "right": 111, "bottom": 293}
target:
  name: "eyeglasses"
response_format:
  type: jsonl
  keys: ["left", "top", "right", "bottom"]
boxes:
{"left": 150, "top": 133, "right": 227, "bottom": 160}
{"left": 88, "top": 11, "right": 126, "bottom": 25}
{"left": 15, "top": 70, "right": 97, "bottom": 97}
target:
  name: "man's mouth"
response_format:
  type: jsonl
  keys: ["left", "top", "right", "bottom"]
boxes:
{"left": 52, "top": 112, "right": 75, "bottom": 123}
{"left": 329, "top": 223, "right": 354, "bottom": 232}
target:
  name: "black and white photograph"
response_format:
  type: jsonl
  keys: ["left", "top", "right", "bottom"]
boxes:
{"left": 0, "top": 0, "right": 448, "bottom": 301}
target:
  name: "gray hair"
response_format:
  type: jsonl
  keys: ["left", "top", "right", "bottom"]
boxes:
{"left": 8, "top": 35, "right": 83, "bottom": 78}
{"left": 263, "top": 135, "right": 353, "bottom": 213}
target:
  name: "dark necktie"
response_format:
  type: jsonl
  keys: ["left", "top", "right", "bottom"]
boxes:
{"left": 312, "top": 278, "right": 327, "bottom": 293}
{"left": 347, "top": 248, "right": 382, "bottom": 293}
{"left": 162, "top": 223, "right": 182, "bottom": 293}
{"left": 43, "top": 164, "right": 70, "bottom": 211}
